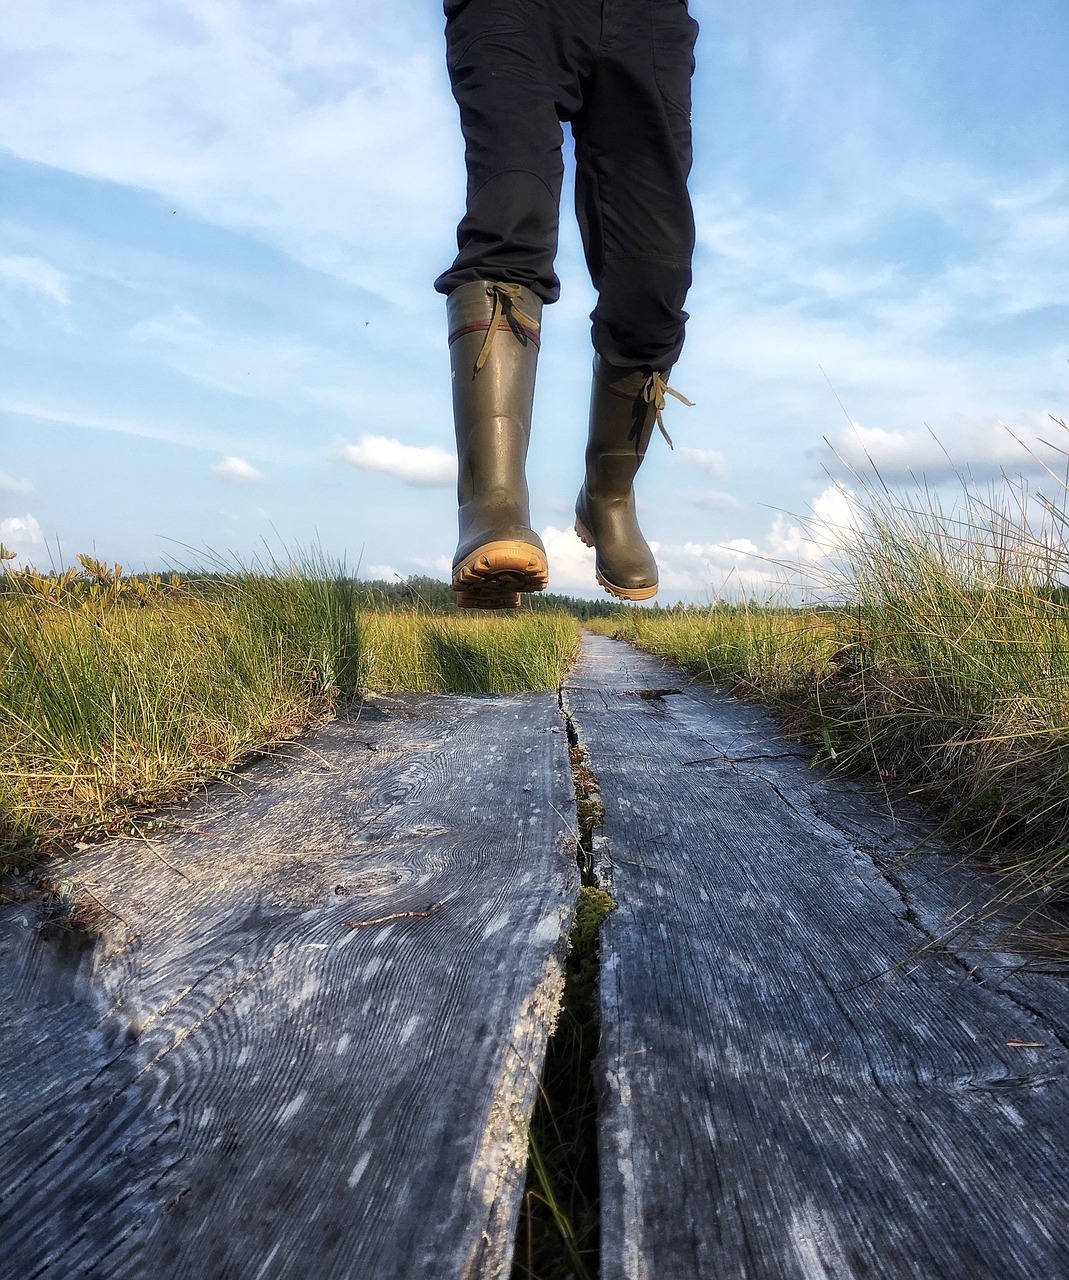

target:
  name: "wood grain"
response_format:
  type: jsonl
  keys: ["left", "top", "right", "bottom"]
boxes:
{"left": 0, "top": 692, "right": 577, "bottom": 1279}
{"left": 566, "top": 633, "right": 1069, "bottom": 1280}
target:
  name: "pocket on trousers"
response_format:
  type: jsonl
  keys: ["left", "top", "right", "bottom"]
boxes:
{"left": 650, "top": 0, "right": 699, "bottom": 119}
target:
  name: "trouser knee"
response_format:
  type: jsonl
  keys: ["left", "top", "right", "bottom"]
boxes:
{"left": 591, "top": 257, "right": 691, "bottom": 370}
{"left": 435, "top": 170, "right": 562, "bottom": 302}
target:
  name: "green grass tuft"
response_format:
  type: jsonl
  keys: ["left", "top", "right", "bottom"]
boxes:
{"left": 610, "top": 444, "right": 1069, "bottom": 939}
{"left": 0, "top": 555, "right": 579, "bottom": 885}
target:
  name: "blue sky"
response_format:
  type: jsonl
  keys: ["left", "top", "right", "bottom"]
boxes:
{"left": 2, "top": 0, "right": 1067, "bottom": 600}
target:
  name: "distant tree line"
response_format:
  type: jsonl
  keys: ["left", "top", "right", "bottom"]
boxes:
{"left": 356, "top": 575, "right": 622, "bottom": 619}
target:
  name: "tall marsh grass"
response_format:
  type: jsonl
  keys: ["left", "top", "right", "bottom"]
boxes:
{"left": 0, "top": 554, "right": 579, "bottom": 867}
{"left": 360, "top": 610, "right": 578, "bottom": 695}
{"left": 0, "top": 558, "right": 362, "bottom": 857}
{"left": 611, "top": 452, "right": 1069, "bottom": 923}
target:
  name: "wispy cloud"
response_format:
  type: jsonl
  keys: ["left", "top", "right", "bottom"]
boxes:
{"left": 0, "top": 253, "right": 70, "bottom": 305}
{"left": 0, "top": 471, "right": 33, "bottom": 494}
{"left": 0, "top": 1, "right": 461, "bottom": 297}
{"left": 129, "top": 306, "right": 320, "bottom": 399}
{"left": 684, "top": 167, "right": 1069, "bottom": 476}
{"left": 685, "top": 488, "right": 745, "bottom": 513}
{"left": 2, "top": 399, "right": 218, "bottom": 449}
{"left": 677, "top": 446, "right": 727, "bottom": 480}
{"left": 335, "top": 434, "right": 455, "bottom": 487}
{"left": 0, "top": 399, "right": 302, "bottom": 463}
{"left": 212, "top": 455, "right": 263, "bottom": 482}
{"left": 820, "top": 416, "right": 1058, "bottom": 484}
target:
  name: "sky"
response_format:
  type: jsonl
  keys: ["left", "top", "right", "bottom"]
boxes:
{"left": 2, "top": 0, "right": 1067, "bottom": 601}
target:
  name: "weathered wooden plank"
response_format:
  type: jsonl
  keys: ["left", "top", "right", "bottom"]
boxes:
{"left": 0, "top": 692, "right": 578, "bottom": 1279}
{"left": 565, "top": 633, "right": 1069, "bottom": 1280}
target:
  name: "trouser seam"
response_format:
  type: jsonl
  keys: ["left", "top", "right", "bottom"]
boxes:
{"left": 467, "top": 166, "right": 562, "bottom": 207}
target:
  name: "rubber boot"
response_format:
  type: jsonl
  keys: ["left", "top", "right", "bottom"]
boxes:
{"left": 447, "top": 280, "right": 549, "bottom": 609}
{"left": 574, "top": 355, "right": 687, "bottom": 601}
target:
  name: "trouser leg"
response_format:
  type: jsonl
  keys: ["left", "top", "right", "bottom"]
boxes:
{"left": 434, "top": 1, "right": 595, "bottom": 301}
{"left": 573, "top": 0, "right": 698, "bottom": 369}
{"left": 436, "top": 0, "right": 696, "bottom": 354}
{"left": 570, "top": 2, "right": 698, "bottom": 600}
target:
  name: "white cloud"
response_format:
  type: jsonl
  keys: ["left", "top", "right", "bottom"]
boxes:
{"left": 410, "top": 554, "right": 452, "bottom": 577}
{"left": 0, "top": 254, "right": 70, "bottom": 305}
{"left": 686, "top": 488, "right": 744, "bottom": 512}
{"left": 576, "top": 484, "right": 865, "bottom": 600}
{"left": 821, "top": 418, "right": 1054, "bottom": 484}
{"left": 754, "top": 483, "right": 863, "bottom": 567}
{"left": 366, "top": 563, "right": 403, "bottom": 581}
{"left": 539, "top": 495, "right": 860, "bottom": 598}
{"left": 212, "top": 455, "right": 263, "bottom": 482}
{"left": 677, "top": 446, "right": 727, "bottom": 480}
{"left": 0, "top": 513, "right": 47, "bottom": 568}
{"left": 0, "top": 1, "right": 461, "bottom": 298}
{"left": 810, "top": 482, "right": 863, "bottom": 550}
{"left": 335, "top": 435, "right": 455, "bottom": 487}
{"left": 129, "top": 307, "right": 316, "bottom": 399}
{"left": 539, "top": 524, "right": 597, "bottom": 591}
{"left": 0, "top": 471, "right": 32, "bottom": 494}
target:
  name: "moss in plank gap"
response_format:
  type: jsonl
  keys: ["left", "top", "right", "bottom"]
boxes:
{"left": 512, "top": 883, "right": 615, "bottom": 1280}
{"left": 569, "top": 745, "right": 603, "bottom": 885}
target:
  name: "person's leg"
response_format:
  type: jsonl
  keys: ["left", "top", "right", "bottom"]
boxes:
{"left": 570, "top": 0, "right": 699, "bottom": 598}
{"left": 435, "top": 1, "right": 591, "bottom": 302}
{"left": 572, "top": 0, "right": 698, "bottom": 368}
{"left": 435, "top": 1, "right": 594, "bottom": 605}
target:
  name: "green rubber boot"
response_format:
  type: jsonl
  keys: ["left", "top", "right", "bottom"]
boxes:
{"left": 447, "top": 280, "right": 549, "bottom": 609}
{"left": 574, "top": 355, "right": 691, "bottom": 601}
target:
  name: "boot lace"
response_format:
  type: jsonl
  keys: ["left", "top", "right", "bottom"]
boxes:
{"left": 643, "top": 372, "right": 693, "bottom": 449}
{"left": 473, "top": 283, "right": 540, "bottom": 375}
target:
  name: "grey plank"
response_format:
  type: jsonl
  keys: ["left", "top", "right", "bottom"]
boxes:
{"left": 0, "top": 692, "right": 578, "bottom": 1279}
{"left": 565, "top": 633, "right": 1069, "bottom": 1280}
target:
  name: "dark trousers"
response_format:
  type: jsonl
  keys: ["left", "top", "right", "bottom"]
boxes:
{"left": 435, "top": 0, "right": 699, "bottom": 370}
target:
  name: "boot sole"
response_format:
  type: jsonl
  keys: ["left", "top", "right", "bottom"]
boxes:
{"left": 452, "top": 540, "right": 549, "bottom": 607}
{"left": 573, "top": 519, "right": 658, "bottom": 602}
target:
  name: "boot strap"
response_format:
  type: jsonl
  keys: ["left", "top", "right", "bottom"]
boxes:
{"left": 642, "top": 372, "right": 694, "bottom": 450}
{"left": 471, "top": 283, "right": 540, "bottom": 375}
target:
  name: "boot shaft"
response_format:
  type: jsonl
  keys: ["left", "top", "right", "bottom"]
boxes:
{"left": 447, "top": 281, "right": 542, "bottom": 510}
{"left": 584, "top": 354, "right": 666, "bottom": 498}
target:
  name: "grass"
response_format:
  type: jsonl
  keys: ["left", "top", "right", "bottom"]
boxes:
{"left": 0, "top": 552, "right": 579, "bottom": 891}
{"left": 605, "top": 450, "right": 1069, "bottom": 938}
{"left": 359, "top": 609, "right": 579, "bottom": 695}
{"left": 1, "top": 550, "right": 595, "bottom": 1271}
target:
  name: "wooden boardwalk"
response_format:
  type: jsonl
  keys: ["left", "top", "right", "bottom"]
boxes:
{"left": 1, "top": 692, "right": 577, "bottom": 1279}
{"left": 3, "top": 632, "right": 1068, "bottom": 1278}
{"left": 565, "top": 634, "right": 1069, "bottom": 1280}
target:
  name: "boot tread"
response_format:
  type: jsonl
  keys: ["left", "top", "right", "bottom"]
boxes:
{"left": 451, "top": 539, "right": 549, "bottom": 599}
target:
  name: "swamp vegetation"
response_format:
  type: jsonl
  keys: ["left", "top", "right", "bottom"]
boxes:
{"left": 0, "top": 552, "right": 580, "bottom": 892}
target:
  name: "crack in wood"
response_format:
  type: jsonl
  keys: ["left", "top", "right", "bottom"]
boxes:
{"left": 568, "top": 632, "right": 1069, "bottom": 1280}
{"left": 1, "top": 693, "right": 581, "bottom": 1279}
